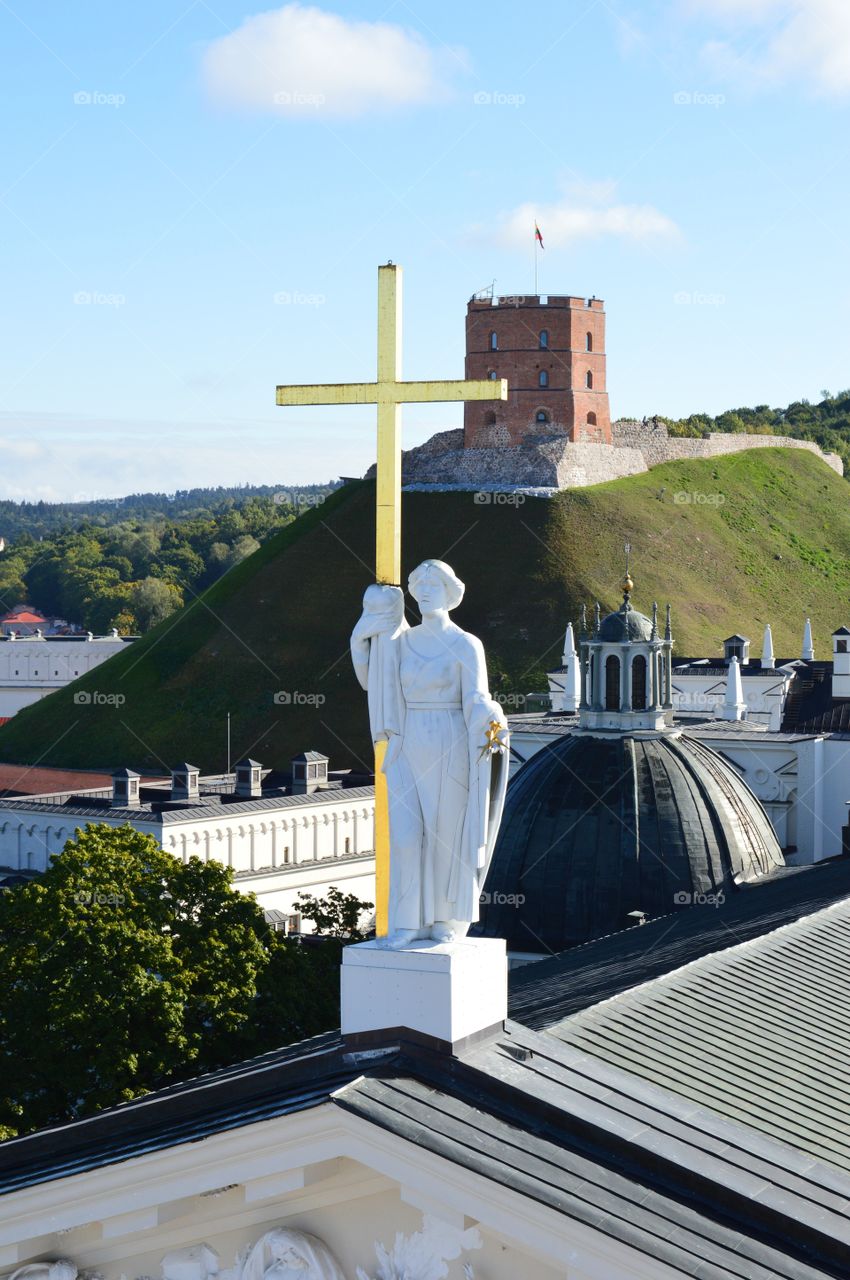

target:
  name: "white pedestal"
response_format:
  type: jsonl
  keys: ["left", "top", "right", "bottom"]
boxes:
{"left": 341, "top": 937, "right": 507, "bottom": 1050}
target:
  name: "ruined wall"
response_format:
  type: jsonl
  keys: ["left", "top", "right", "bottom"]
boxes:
{"left": 612, "top": 420, "right": 843, "bottom": 476}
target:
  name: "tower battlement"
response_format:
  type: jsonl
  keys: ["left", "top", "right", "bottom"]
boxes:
{"left": 464, "top": 292, "right": 611, "bottom": 448}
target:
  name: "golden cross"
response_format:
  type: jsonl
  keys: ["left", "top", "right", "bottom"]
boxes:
{"left": 276, "top": 263, "right": 508, "bottom": 934}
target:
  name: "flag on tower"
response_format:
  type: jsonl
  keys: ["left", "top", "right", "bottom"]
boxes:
{"left": 535, "top": 222, "right": 545, "bottom": 249}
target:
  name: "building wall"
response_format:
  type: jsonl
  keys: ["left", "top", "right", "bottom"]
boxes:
{"left": 464, "top": 295, "right": 612, "bottom": 448}
{"left": 0, "top": 793, "right": 376, "bottom": 928}
{"left": 670, "top": 669, "right": 793, "bottom": 731}
{"left": 0, "top": 635, "right": 132, "bottom": 718}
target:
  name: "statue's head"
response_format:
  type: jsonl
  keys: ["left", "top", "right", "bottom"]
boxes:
{"left": 409, "top": 560, "right": 465, "bottom": 614}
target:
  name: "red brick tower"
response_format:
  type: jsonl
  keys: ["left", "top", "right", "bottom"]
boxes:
{"left": 464, "top": 294, "right": 611, "bottom": 448}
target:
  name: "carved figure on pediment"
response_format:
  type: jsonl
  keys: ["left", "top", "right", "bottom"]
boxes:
{"left": 239, "top": 1229, "right": 345, "bottom": 1280}
{"left": 9, "top": 1263, "right": 77, "bottom": 1280}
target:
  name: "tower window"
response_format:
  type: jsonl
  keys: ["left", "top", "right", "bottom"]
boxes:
{"left": 539, "top": 329, "right": 549, "bottom": 349}
{"left": 535, "top": 410, "right": 550, "bottom": 425}
{"left": 586, "top": 371, "right": 593, "bottom": 389}
{"left": 605, "top": 656, "right": 621, "bottom": 711}
{"left": 484, "top": 410, "right": 497, "bottom": 426}
{"left": 587, "top": 411, "right": 597, "bottom": 426}
{"left": 586, "top": 331, "right": 593, "bottom": 352}
{"left": 489, "top": 331, "right": 498, "bottom": 351}
{"left": 632, "top": 656, "right": 647, "bottom": 711}
{"left": 539, "top": 370, "right": 549, "bottom": 387}
{"left": 488, "top": 370, "right": 498, "bottom": 380}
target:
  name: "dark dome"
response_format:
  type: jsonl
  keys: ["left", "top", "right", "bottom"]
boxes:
{"left": 478, "top": 733, "right": 784, "bottom": 954}
{"left": 598, "top": 603, "right": 653, "bottom": 642}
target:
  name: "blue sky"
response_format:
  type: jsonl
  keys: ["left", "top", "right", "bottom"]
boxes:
{"left": 0, "top": 0, "right": 848, "bottom": 499}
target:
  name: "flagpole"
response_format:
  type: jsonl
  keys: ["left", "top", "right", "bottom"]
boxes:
{"left": 534, "top": 226, "right": 538, "bottom": 296}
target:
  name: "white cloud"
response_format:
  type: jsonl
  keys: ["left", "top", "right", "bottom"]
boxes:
{"left": 202, "top": 3, "right": 458, "bottom": 117}
{"left": 488, "top": 183, "right": 680, "bottom": 251}
{"left": 686, "top": 0, "right": 850, "bottom": 95}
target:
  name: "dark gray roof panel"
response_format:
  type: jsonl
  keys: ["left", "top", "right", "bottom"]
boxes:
{"left": 509, "top": 859, "right": 850, "bottom": 1031}
{"left": 545, "top": 898, "right": 850, "bottom": 1175}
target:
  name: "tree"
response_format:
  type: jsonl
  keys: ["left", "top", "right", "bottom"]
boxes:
{"left": 0, "top": 825, "right": 270, "bottom": 1133}
{"left": 293, "top": 886, "right": 374, "bottom": 940}
{"left": 0, "top": 827, "right": 355, "bottom": 1136}
{"left": 131, "top": 576, "right": 182, "bottom": 630}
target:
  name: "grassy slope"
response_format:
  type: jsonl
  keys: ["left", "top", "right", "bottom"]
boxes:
{"left": 1, "top": 448, "right": 847, "bottom": 773}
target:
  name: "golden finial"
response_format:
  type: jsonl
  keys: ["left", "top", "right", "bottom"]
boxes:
{"left": 622, "top": 541, "right": 633, "bottom": 600}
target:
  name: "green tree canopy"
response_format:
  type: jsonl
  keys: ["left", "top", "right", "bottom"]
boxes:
{"left": 0, "top": 825, "right": 358, "bottom": 1136}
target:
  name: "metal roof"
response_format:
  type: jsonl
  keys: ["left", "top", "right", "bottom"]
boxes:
{"left": 0, "top": 786, "right": 375, "bottom": 824}
{"left": 543, "top": 894, "right": 850, "bottom": 1174}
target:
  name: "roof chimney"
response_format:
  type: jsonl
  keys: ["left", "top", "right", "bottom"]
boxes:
{"left": 171, "top": 763, "right": 200, "bottom": 803}
{"left": 234, "top": 759, "right": 263, "bottom": 799}
{"left": 112, "top": 767, "right": 141, "bottom": 809}
{"left": 291, "top": 751, "right": 329, "bottom": 794}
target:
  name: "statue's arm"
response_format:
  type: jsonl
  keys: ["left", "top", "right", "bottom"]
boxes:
{"left": 460, "top": 634, "right": 506, "bottom": 730}
{"left": 350, "top": 626, "right": 371, "bottom": 691}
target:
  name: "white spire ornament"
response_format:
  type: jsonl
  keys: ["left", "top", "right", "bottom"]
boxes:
{"left": 762, "top": 623, "right": 775, "bottom": 669}
{"left": 562, "top": 622, "right": 581, "bottom": 713}
{"left": 802, "top": 617, "right": 815, "bottom": 662}
{"left": 721, "top": 655, "right": 747, "bottom": 722}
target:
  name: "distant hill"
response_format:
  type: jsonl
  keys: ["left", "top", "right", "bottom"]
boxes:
{"left": 0, "top": 482, "right": 338, "bottom": 541}
{"left": 1, "top": 447, "right": 848, "bottom": 774}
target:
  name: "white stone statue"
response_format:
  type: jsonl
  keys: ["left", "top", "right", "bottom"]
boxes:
{"left": 356, "top": 1215, "right": 482, "bottom": 1280}
{"left": 238, "top": 1228, "right": 346, "bottom": 1280}
{"left": 8, "top": 1265, "right": 77, "bottom": 1280}
{"left": 351, "top": 560, "right": 509, "bottom": 948}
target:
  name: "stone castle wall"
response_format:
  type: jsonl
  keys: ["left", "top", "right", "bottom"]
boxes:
{"left": 612, "top": 419, "right": 843, "bottom": 476}
{"left": 377, "top": 422, "right": 843, "bottom": 492}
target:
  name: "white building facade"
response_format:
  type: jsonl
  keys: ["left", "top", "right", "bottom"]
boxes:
{"left": 0, "top": 775, "right": 376, "bottom": 927}
{"left": 0, "top": 632, "right": 134, "bottom": 718}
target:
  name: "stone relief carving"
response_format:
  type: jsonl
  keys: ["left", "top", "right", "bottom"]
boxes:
{"left": 238, "top": 1229, "right": 346, "bottom": 1280}
{"left": 8, "top": 1265, "right": 77, "bottom": 1280}
{"left": 356, "top": 1216, "right": 482, "bottom": 1280}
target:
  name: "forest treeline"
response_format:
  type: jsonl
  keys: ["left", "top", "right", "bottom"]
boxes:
{"left": 0, "top": 485, "right": 338, "bottom": 633}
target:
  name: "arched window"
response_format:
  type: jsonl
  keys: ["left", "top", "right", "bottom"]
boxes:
{"left": 539, "top": 329, "right": 549, "bottom": 349}
{"left": 605, "top": 655, "right": 621, "bottom": 711}
{"left": 539, "top": 369, "right": 549, "bottom": 387}
{"left": 484, "top": 410, "right": 496, "bottom": 426}
{"left": 488, "top": 369, "right": 498, "bottom": 380}
{"left": 587, "top": 411, "right": 597, "bottom": 426}
{"left": 632, "top": 655, "right": 647, "bottom": 711}
{"left": 586, "top": 370, "right": 593, "bottom": 389}
{"left": 586, "top": 331, "right": 593, "bottom": 352}
{"left": 489, "top": 330, "right": 498, "bottom": 350}
{"left": 535, "top": 410, "right": 550, "bottom": 424}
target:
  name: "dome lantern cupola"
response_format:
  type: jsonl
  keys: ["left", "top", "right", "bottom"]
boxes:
{"left": 578, "top": 572, "right": 673, "bottom": 732}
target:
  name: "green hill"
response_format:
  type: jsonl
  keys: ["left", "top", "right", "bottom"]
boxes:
{"left": 1, "top": 448, "right": 848, "bottom": 774}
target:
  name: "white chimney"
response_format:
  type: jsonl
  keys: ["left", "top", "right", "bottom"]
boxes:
{"left": 802, "top": 618, "right": 815, "bottom": 662}
{"left": 720, "top": 655, "right": 747, "bottom": 722}
{"left": 762, "top": 624, "right": 775, "bottom": 669}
